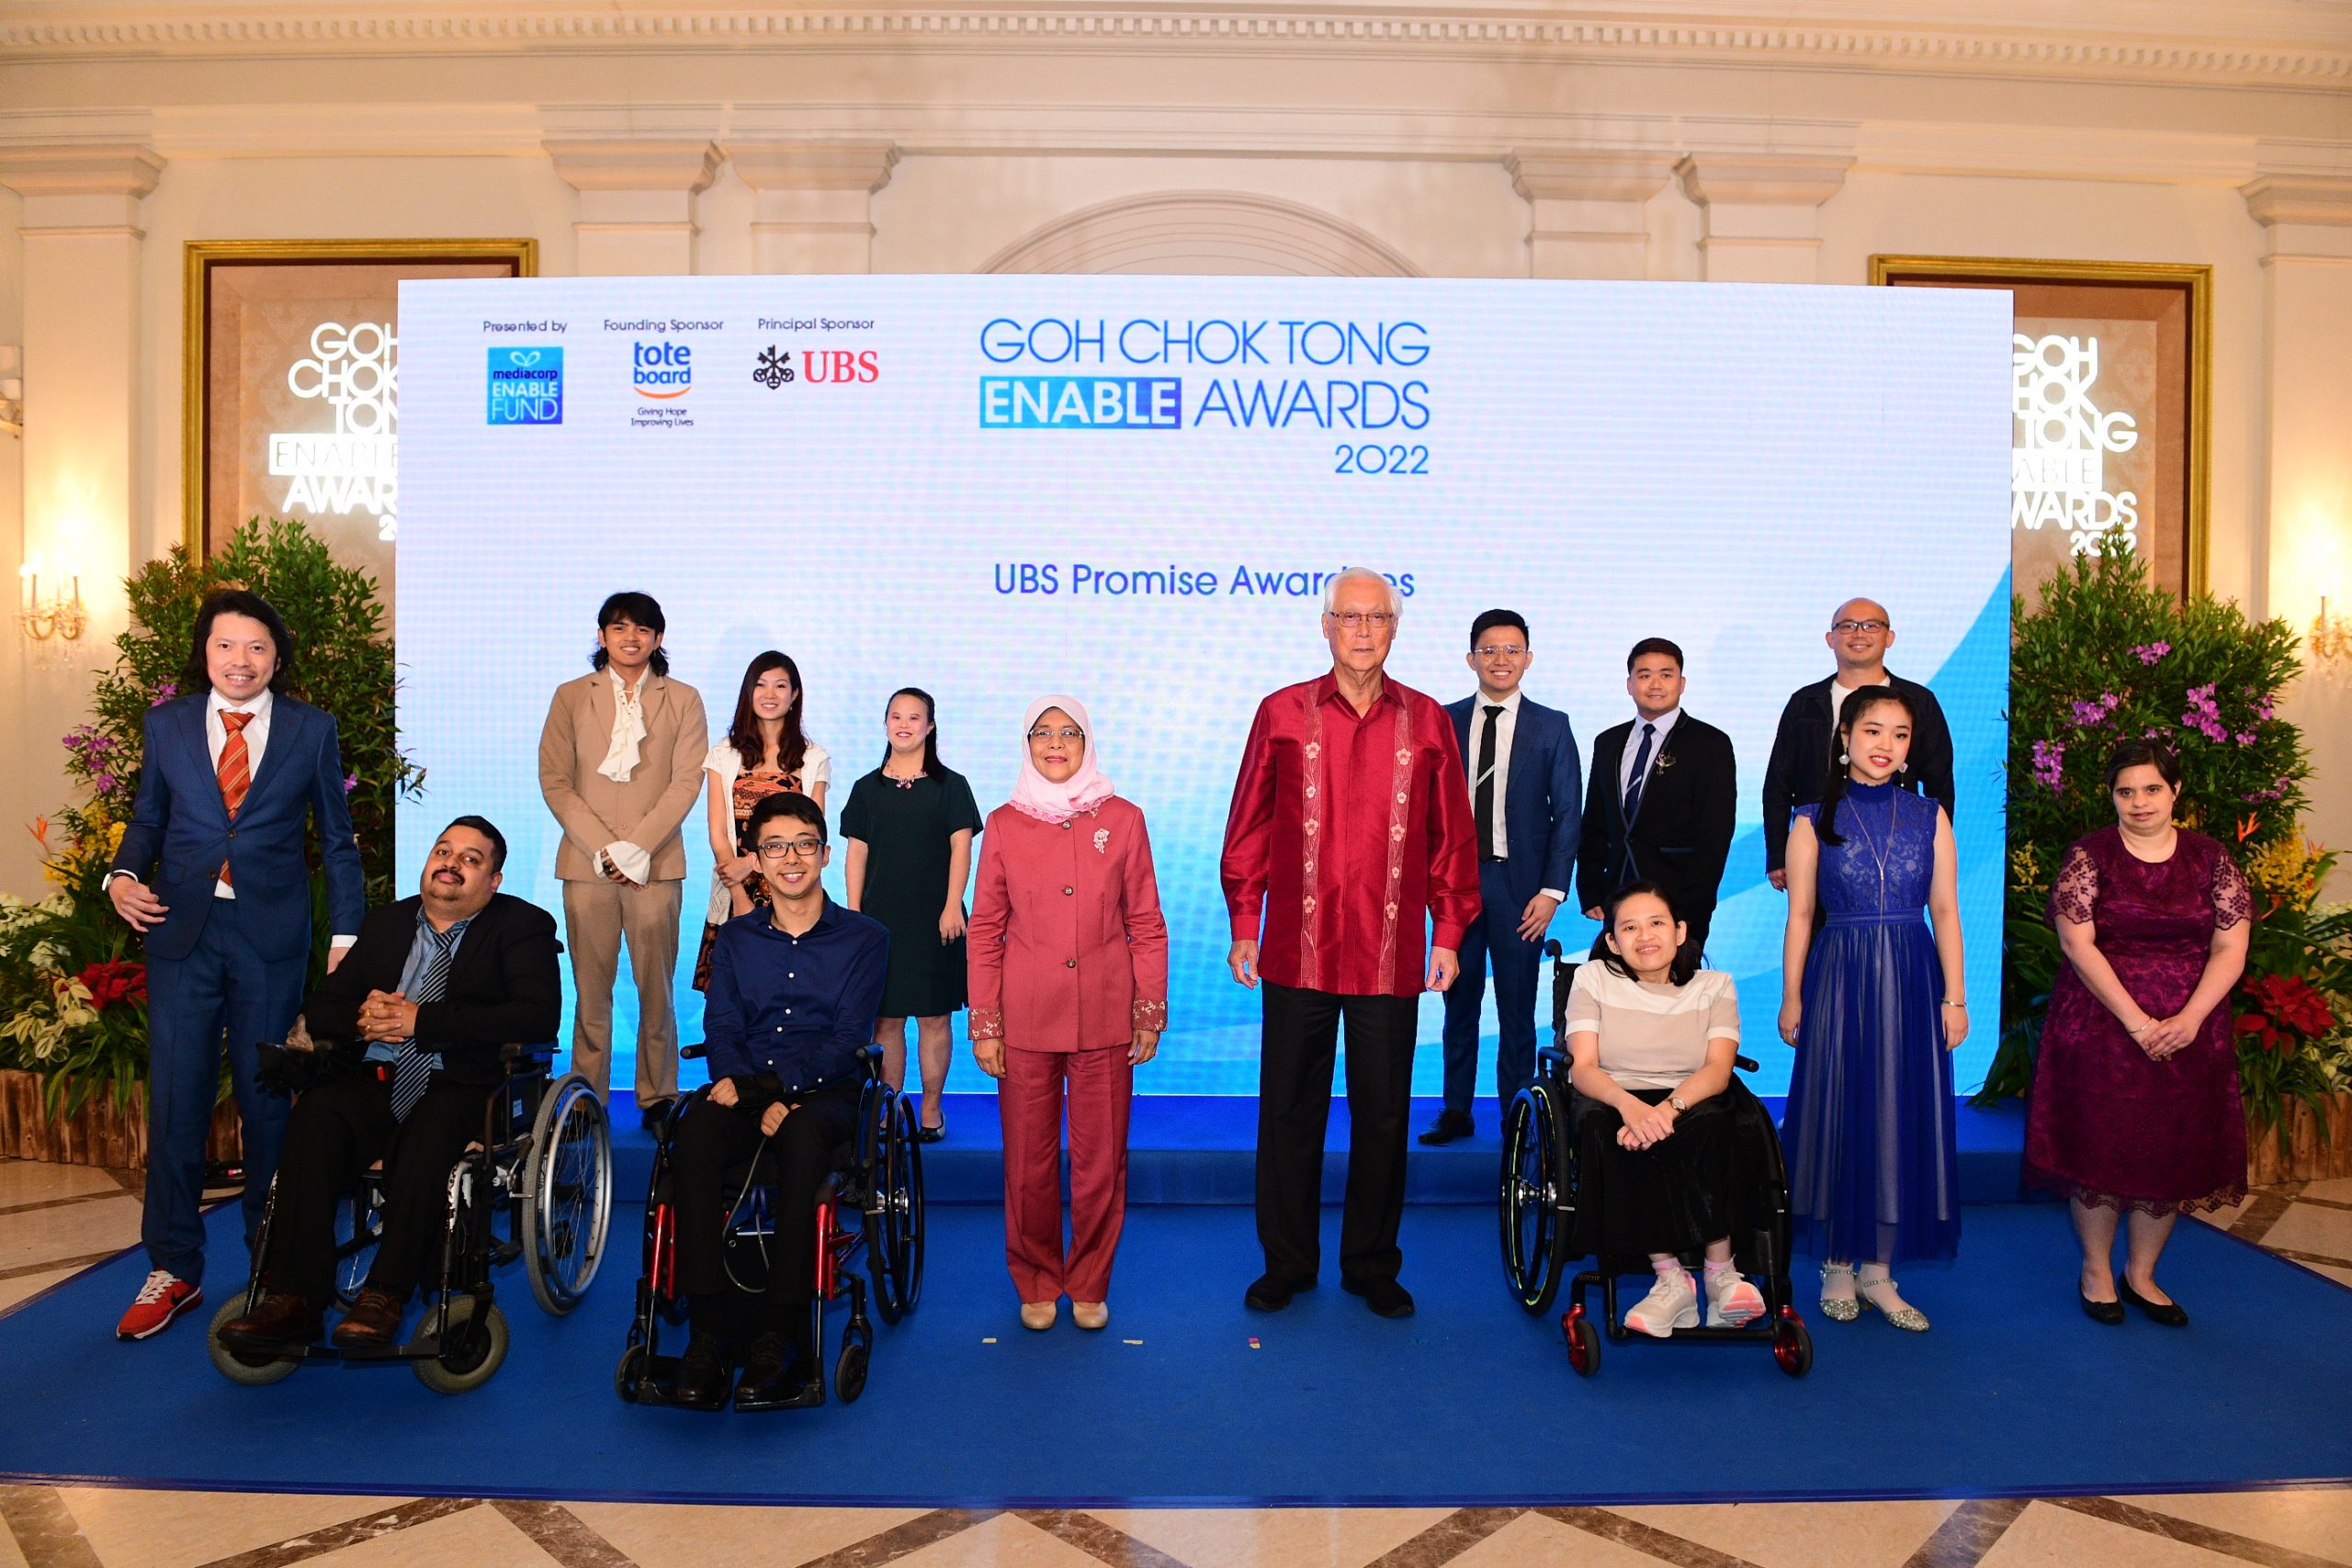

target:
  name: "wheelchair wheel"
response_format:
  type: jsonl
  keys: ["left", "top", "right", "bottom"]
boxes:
{"left": 413, "top": 1295, "right": 509, "bottom": 1395}
{"left": 614, "top": 1344, "right": 649, "bottom": 1404}
{"left": 1498, "top": 1088, "right": 1561, "bottom": 1314}
{"left": 523, "top": 1072, "right": 613, "bottom": 1315}
{"left": 1564, "top": 1309, "right": 1600, "bottom": 1378}
{"left": 835, "top": 1338, "right": 870, "bottom": 1403}
{"left": 872, "top": 1092, "right": 925, "bottom": 1324}
{"left": 1772, "top": 1313, "right": 1814, "bottom": 1379}
{"left": 205, "top": 1298, "right": 302, "bottom": 1386}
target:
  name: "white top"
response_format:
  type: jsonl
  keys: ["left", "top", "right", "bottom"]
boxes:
{"left": 1828, "top": 675, "right": 1875, "bottom": 726}
{"left": 1562, "top": 962, "right": 1740, "bottom": 1089}
{"left": 1618, "top": 705, "right": 1683, "bottom": 803}
{"left": 206, "top": 687, "right": 273, "bottom": 901}
{"left": 700, "top": 737, "right": 833, "bottom": 923}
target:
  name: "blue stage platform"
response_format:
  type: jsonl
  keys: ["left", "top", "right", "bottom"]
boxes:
{"left": 606, "top": 1093, "right": 2035, "bottom": 1207}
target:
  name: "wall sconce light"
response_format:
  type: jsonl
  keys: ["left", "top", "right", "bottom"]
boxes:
{"left": 2313, "top": 594, "right": 2350, "bottom": 678}
{"left": 18, "top": 558, "right": 85, "bottom": 651}
{"left": 0, "top": 345, "right": 20, "bottom": 438}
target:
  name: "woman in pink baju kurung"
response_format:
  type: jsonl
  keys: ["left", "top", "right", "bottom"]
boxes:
{"left": 967, "top": 696, "right": 1168, "bottom": 1331}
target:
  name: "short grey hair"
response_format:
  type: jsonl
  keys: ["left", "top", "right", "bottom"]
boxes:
{"left": 1321, "top": 566, "right": 1404, "bottom": 621}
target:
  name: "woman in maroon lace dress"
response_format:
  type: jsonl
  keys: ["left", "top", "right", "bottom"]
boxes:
{"left": 2026, "top": 741, "right": 2252, "bottom": 1327}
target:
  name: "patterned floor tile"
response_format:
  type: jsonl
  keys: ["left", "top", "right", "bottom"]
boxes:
{"left": 885, "top": 1511, "right": 1114, "bottom": 1568}
{"left": 2122, "top": 1489, "right": 2352, "bottom": 1565}
{"left": 1611, "top": 1500, "right": 1961, "bottom": 1568}
{"left": 565, "top": 1502, "right": 928, "bottom": 1568}
{"left": 1977, "top": 1501, "right": 2253, "bottom": 1567}
{"left": 2257, "top": 1203, "right": 2352, "bottom": 1264}
{"left": 1090, "top": 1506, "right": 1452, "bottom": 1568}
{"left": 58, "top": 1488, "right": 406, "bottom": 1568}
{"left": 0, "top": 1198, "right": 141, "bottom": 1275}
{"left": 299, "top": 1503, "right": 562, "bottom": 1568}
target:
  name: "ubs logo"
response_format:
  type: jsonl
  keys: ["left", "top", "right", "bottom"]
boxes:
{"left": 632, "top": 341, "right": 692, "bottom": 400}
{"left": 753, "top": 346, "right": 795, "bottom": 389}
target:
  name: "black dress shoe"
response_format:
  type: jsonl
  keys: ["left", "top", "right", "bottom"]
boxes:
{"left": 639, "top": 1098, "right": 675, "bottom": 1134}
{"left": 1417, "top": 1111, "right": 1475, "bottom": 1146}
{"left": 736, "top": 1329, "right": 823, "bottom": 1409}
{"left": 2079, "top": 1288, "right": 2126, "bottom": 1325}
{"left": 1244, "top": 1272, "right": 1311, "bottom": 1312}
{"left": 674, "top": 1332, "right": 731, "bottom": 1407}
{"left": 220, "top": 1292, "right": 322, "bottom": 1352}
{"left": 917, "top": 1111, "right": 945, "bottom": 1145}
{"left": 1342, "top": 1276, "right": 1416, "bottom": 1318}
{"left": 735, "top": 1330, "right": 791, "bottom": 1399}
{"left": 2117, "top": 1275, "right": 2188, "bottom": 1326}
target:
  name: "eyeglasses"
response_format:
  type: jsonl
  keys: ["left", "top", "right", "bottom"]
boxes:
{"left": 1327, "top": 611, "right": 1397, "bottom": 629}
{"left": 1473, "top": 644, "right": 1528, "bottom": 659}
{"left": 1832, "top": 619, "right": 1891, "bottom": 635}
{"left": 755, "top": 837, "right": 824, "bottom": 859}
{"left": 1027, "top": 727, "right": 1085, "bottom": 743}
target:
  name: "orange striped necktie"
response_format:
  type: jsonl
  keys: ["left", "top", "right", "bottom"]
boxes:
{"left": 217, "top": 709, "right": 254, "bottom": 886}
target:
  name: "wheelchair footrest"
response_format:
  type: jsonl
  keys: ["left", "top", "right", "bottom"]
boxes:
{"left": 734, "top": 1373, "right": 826, "bottom": 1413}
{"left": 626, "top": 1355, "right": 729, "bottom": 1412}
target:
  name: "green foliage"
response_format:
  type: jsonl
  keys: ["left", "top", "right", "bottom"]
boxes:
{"left": 1980, "top": 535, "right": 2346, "bottom": 1146}
{"left": 4, "top": 518, "right": 421, "bottom": 1111}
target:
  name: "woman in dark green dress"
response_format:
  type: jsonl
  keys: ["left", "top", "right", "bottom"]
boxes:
{"left": 842, "top": 687, "right": 983, "bottom": 1141}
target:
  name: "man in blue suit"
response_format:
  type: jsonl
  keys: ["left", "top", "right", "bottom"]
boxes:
{"left": 105, "top": 590, "right": 365, "bottom": 1339}
{"left": 1422, "top": 610, "right": 1582, "bottom": 1145}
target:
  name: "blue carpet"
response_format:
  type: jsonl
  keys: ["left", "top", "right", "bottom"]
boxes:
{"left": 613, "top": 1094, "right": 2035, "bottom": 1206}
{"left": 3, "top": 1200, "right": 2346, "bottom": 1506}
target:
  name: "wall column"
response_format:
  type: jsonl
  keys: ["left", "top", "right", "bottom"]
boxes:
{"left": 1676, "top": 153, "right": 1851, "bottom": 283}
{"left": 0, "top": 144, "right": 163, "bottom": 892}
{"left": 729, "top": 141, "right": 899, "bottom": 274}
{"left": 2244, "top": 174, "right": 2352, "bottom": 890}
{"left": 545, "top": 140, "right": 720, "bottom": 276}
{"left": 1507, "top": 151, "right": 1675, "bottom": 280}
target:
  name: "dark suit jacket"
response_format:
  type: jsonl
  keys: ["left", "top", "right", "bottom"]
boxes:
{"left": 1760, "top": 673, "right": 1955, "bottom": 874}
{"left": 1445, "top": 694, "right": 1582, "bottom": 914}
{"left": 302, "top": 892, "right": 562, "bottom": 1087}
{"left": 110, "top": 693, "right": 366, "bottom": 963}
{"left": 1576, "top": 714, "right": 1737, "bottom": 922}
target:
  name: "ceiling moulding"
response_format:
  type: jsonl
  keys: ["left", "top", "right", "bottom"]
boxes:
{"left": 0, "top": 6, "right": 2345, "bottom": 89}
{"left": 0, "top": 141, "right": 164, "bottom": 196}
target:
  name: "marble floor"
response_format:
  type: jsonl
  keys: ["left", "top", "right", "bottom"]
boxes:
{"left": 2, "top": 1156, "right": 2348, "bottom": 1568}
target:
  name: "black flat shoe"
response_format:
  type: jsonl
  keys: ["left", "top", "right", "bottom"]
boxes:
{"left": 673, "top": 1332, "right": 732, "bottom": 1409}
{"left": 1417, "top": 1111, "right": 1474, "bottom": 1146}
{"left": 2116, "top": 1276, "right": 2188, "bottom": 1326}
{"left": 1342, "top": 1276, "right": 1416, "bottom": 1318}
{"left": 2079, "top": 1288, "right": 2125, "bottom": 1325}
{"left": 1245, "top": 1273, "right": 1311, "bottom": 1312}
{"left": 917, "top": 1114, "right": 945, "bottom": 1145}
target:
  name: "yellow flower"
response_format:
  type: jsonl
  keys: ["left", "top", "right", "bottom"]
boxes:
{"left": 2245, "top": 833, "right": 2325, "bottom": 914}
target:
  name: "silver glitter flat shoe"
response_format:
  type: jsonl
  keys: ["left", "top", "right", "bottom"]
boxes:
{"left": 1859, "top": 1276, "right": 1930, "bottom": 1332}
{"left": 1818, "top": 1263, "right": 1860, "bottom": 1324}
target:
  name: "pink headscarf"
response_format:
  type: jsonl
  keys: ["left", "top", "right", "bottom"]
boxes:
{"left": 1007, "top": 694, "right": 1115, "bottom": 825}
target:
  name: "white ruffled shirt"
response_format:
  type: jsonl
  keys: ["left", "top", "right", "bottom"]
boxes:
{"left": 596, "top": 669, "right": 653, "bottom": 884}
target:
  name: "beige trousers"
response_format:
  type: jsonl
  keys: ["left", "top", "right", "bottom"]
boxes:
{"left": 560, "top": 877, "right": 684, "bottom": 1104}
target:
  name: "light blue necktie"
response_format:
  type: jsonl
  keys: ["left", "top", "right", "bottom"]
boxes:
{"left": 389, "top": 925, "right": 459, "bottom": 1122}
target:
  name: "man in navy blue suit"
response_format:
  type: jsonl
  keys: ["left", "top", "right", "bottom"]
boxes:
{"left": 105, "top": 590, "right": 365, "bottom": 1340}
{"left": 1421, "top": 610, "right": 1582, "bottom": 1145}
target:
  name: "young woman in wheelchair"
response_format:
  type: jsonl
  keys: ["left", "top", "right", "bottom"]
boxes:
{"left": 669, "top": 790, "right": 890, "bottom": 1409}
{"left": 1564, "top": 880, "right": 1766, "bottom": 1337}
{"left": 218, "top": 817, "right": 561, "bottom": 1352}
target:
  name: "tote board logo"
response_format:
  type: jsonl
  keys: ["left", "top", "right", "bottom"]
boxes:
{"left": 486, "top": 346, "right": 563, "bottom": 425}
{"left": 634, "top": 341, "right": 693, "bottom": 399}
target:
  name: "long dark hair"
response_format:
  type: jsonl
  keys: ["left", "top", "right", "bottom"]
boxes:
{"left": 181, "top": 589, "right": 296, "bottom": 696}
{"left": 727, "top": 651, "right": 808, "bottom": 777}
{"left": 2103, "top": 739, "right": 2183, "bottom": 795}
{"left": 1594, "top": 879, "right": 1698, "bottom": 987}
{"left": 1816, "top": 685, "right": 1917, "bottom": 847}
{"left": 879, "top": 686, "right": 942, "bottom": 776}
{"left": 587, "top": 590, "right": 671, "bottom": 678}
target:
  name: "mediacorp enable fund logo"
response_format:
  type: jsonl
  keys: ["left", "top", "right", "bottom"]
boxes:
{"left": 486, "top": 346, "right": 563, "bottom": 425}
{"left": 633, "top": 341, "right": 693, "bottom": 399}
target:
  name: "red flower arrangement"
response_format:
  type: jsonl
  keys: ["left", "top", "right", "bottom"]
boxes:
{"left": 75, "top": 958, "right": 147, "bottom": 1013}
{"left": 2234, "top": 972, "right": 2337, "bottom": 1054}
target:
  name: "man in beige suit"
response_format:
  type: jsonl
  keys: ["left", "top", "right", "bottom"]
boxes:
{"left": 538, "top": 592, "right": 708, "bottom": 1126}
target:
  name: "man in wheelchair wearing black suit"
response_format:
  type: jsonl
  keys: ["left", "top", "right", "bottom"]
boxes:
{"left": 219, "top": 816, "right": 560, "bottom": 1351}
{"left": 671, "top": 791, "right": 889, "bottom": 1409}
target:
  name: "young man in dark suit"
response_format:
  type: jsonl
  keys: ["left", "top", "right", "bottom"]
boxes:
{"left": 1421, "top": 610, "right": 1582, "bottom": 1145}
{"left": 1760, "top": 597, "right": 1956, "bottom": 891}
{"left": 106, "top": 590, "right": 366, "bottom": 1340}
{"left": 218, "top": 816, "right": 561, "bottom": 1352}
{"left": 1577, "top": 637, "right": 1737, "bottom": 961}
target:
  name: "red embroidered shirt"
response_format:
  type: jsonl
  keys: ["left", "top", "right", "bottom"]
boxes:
{"left": 1220, "top": 671, "right": 1481, "bottom": 998}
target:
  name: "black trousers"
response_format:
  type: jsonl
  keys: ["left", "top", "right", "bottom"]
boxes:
{"left": 1254, "top": 981, "right": 1418, "bottom": 1287}
{"left": 671, "top": 1084, "right": 859, "bottom": 1306}
{"left": 265, "top": 1069, "right": 491, "bottom": 1306}
{"left": 1439, "top": 860, "right": 1546, "bottom": 1117}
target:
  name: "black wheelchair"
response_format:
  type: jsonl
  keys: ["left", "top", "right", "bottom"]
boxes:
{"left": 615, "top": 1043, "right": 924, "bottom": 1411}
{"left": 1498, "top": 941, "right": 1813, "bottom": 1379}
{"left": 205, "top": 1043, "right": 615, "bottom": 1393}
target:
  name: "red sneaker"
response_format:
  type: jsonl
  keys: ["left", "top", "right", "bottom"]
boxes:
{"left": 116, "top": 1269, "right": 202, "bottom": 1340}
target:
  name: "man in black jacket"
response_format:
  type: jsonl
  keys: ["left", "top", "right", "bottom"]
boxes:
{"left": 1760, "top": 598, "right": 1956, "bottom": 891}
{"left": 219, "top": 816, "right": 560, "bottom": 1352}
{"left": 1577, "top": 638, "right": 1737, "bottom": 961}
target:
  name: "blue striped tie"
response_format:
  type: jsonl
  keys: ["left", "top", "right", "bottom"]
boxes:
{"left": 389, "top": 925, "right": 458, "bottom": 1122}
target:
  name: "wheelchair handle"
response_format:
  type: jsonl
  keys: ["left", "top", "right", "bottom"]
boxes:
{"left": 681, "top": 1043, "right": 707, "bottom": 1061}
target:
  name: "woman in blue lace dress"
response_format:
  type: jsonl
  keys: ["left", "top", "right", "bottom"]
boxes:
{"left": 1778, "top": 687, "right": 1968, "bottom": 1332}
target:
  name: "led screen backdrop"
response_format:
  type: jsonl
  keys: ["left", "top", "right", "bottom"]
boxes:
{"left": 395, "top": 275, "right": 2011, "bottom": 1098}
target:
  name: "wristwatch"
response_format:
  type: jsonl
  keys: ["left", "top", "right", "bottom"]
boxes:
{"left": 1669, "top": 1094, "right": 1688, "bottom": 1113}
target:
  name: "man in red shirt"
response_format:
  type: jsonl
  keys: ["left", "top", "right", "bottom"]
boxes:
{"left": 1221, "top": 568, "right": 1481, "bottom": 1318}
